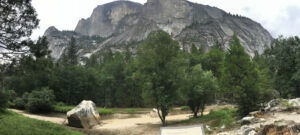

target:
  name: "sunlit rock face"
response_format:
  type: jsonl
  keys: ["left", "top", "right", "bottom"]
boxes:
{"left": 46, "top": 0, "right": 273, "bottom": 61}
{"left": 75, "top": 1, "right": 143, "bottom": 38}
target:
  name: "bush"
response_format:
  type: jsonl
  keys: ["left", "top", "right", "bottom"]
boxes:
{"left": 26, "top": 88, "right": 55, "bottom": 113}
{"left": 180, "top": 106, "right": 190, "bottom": 111}
{"left": 13, "top": 92, "right": 29, "bottom": 109}
{"left": 0, "top": 90, "right": 8, "bottom": 110}
{"left": 5, "top": 90, "right": 17, "bottom": 107}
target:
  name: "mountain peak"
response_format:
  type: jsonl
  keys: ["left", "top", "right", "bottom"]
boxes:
{"left": 45, "top": 0, "right": 273, "bottom": 60}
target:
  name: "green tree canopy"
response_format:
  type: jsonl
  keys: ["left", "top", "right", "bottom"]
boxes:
{"left": 0, "top": 0, "right": 39, "bottom": 55}
{"left": 137, "top": 30, "right": 185, "bottom": 125}
{"left": 221, "top": 34, "right": 260, "bottom": 116}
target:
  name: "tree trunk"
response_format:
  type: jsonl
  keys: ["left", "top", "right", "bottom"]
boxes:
{"left": 193, "top": 106, "right": 199, "bottom": 118}
{"left": 200, "top": 105, "right": 205, "bottom": 117}
{"left": 157, "top": 107, "right": 168, "bottom": 126}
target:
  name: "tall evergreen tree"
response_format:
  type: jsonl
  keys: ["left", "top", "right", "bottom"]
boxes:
{"left": 67, "top": 37, "right": 78, "bottom": 66}
{"left": 221, "top": 34, "right": 260, "bottom": 116}
{"left": 266, "top": 36, "right": 300, "bottom": 97}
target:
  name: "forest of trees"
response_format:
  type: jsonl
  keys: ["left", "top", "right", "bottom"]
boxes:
{"left": 1, "top": 30, "right": 300, "bottom": 124}
{"left": 0, "top": 0, "right": 300, "bottom": 126}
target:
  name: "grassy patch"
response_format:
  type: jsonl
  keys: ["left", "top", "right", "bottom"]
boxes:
{"left": 53, "top": 105, "right": 148, "bottom": 115}
{"left": 180, "top": 106, "right": 190, "bottom": 111}
{"left": 180, "top": 108, "right": 238, "bottom": 129}
{"left": 0, "top": 110, "right": 83, "bottom": 135}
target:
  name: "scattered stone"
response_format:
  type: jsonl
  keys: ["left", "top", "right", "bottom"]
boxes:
{"left": 206, "top": 125, "right": 211, "bottom": 132}
{"left": 264, "top": 99, "right": 281, "bottom": 111}
{"left": 258, "top": 120, "right": 298, "bottom": 135}
{"left": 259, "top": 118, "right": 266, "bottom": 122}
{"left": 67, "top": 100, "right": 101, "bottom": 129}
{"left": 241, "top": 116, "right": 255, "bottom": 125}
{"left": 216, "top": 132, "right": 229, "bottom": 135}
{"left": 240, "top": 125, "right": 256, "bottom": 135}
{"left": 221, "top": 125, "right": 226, "bottom": 131}
{"left": 248, "top": 130, "right": 257, "bottom": 135}
{"left": 250, "top": 111, "right": 260, "bottom": 116}
{"left": 149, "top": 108, "right": 159, "bottom": 117}
{"left": 291, "top": 112, "right": 297, "bottom": 115}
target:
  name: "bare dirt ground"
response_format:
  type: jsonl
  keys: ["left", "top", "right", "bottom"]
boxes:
{"left": 10, "top": 105, "right": 234, "bottom": 135}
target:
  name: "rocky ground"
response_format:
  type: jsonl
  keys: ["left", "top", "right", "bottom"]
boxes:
{"left": 216, "top": 98, "right": 300, "bottom": 135}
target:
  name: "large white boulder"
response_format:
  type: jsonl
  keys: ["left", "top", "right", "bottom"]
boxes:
{"left": 67, "top": 100, "right": 101, "bottom": 129}
{"left": 288, "top": 98, "right": 300, "bottom": 107}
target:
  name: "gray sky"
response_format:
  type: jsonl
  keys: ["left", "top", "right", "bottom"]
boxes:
{"left": 31, "top": 0, "right": 300, "bottom": 39}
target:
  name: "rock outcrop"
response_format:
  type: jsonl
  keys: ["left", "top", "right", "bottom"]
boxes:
{"left": 67, "top": 100, "right": 101, "bottom": 129}
{"left": 45, "top": 0, "right": 273, "bottom": 61}
{"left": 258, "top": 120, "right": 300, "bottom": 135}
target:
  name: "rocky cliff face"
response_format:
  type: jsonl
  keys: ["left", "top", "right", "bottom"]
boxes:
{"left": 45, "top": 0, "right": 273, "bottom": 60}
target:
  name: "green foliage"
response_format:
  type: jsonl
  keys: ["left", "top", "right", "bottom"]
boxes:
{"left": 0, "top": 110, "right": 83, "bottom": 135}
{"left": 185, "top": 64, "right": 218, "bottom": 117}
{"left": 180, "top": 106, "right": 190, "bottom": 111}
{"left": 265, "top": 36, "right": 300, "bottom": 97}
{"left": 50, "top": 66, "right": 101, "bottom": 105}
{"left": 202, "top": 47, "right": 224, "bottom": 79}
{"left": 0, "top": 0, "right": 39, "bottom": 53}
{"left": 137, "top": 30, "right": 185, "bottom": 125}
{"left": 221, "top": 34, "right": 260, "bottom": 116}
{"left": 28, "top": 36, "right": 51, "bottom": 58}
{"left": 66, "top": 37, "right": 78, "bottom": 66}
{"left": 253, "top": 52, "right": 277, "bottom": 102}
{"left": 26, "top": 88, "right": 55, "bottom": 113}
{"left": 181, "top": 108, "right": 237, "bottom": 129}
{"left": 13, "top": 92, "right": 29, "bottom": 109}
{"left": 5, "top": 37, "right": 54, "bottom": 95}
{"left": 0, "top": 90, "right": 8, "bottom": 110}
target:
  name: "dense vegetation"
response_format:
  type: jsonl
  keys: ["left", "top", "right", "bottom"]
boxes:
{"left": 1, "top": 29, "right": 300, "bottom": 124}
{"left": 0, "top": 110, "right": 83, "bottom": 135}
{"left": 0, "top": 0, "right": 300, "bottom": 127}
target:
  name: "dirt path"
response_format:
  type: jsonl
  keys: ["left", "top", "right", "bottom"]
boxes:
{"left": 9, "top": 109, "right": 66, "bottom": 124}
{"left": 10, "top": 105, "right": 234, "bottom": 135}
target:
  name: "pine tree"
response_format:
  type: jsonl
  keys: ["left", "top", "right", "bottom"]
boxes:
{"left": 221, "top": 33, "right": 260, "bottom": 116}
{"left": 67, "top": 37, "right": 78, "bottom": 66}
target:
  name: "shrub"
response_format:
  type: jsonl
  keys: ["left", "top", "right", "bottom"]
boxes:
{"left": 13, "top": 92, "right": 29, "bottom": 109}
{"left": 26, "top": 88, "right": 55, "bottom": 113}
{"left": 180, "top": 106, "right": 190, "bottom": 111}
{"left": 5, "top": 90, "right": 17, "bottom": 107}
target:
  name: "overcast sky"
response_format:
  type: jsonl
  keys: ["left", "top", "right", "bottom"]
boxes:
{"left": 31, "top": 0, "right": 300, "bottom": 40}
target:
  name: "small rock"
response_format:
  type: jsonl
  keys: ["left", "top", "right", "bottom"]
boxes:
{"left": 249, "top": 111, "right": 260, "bottom": 116}
{"left": 240, "top": 125, "right": 256, "bottom": 135}
{"left": 264, "top": 99, "right": 281, "bottom": 111}
{"left": 67, "top": 100, "right": 101, "bottom": 129}
{"left": 216, "top": 132, "right": 229, "bottom": 135}
{"left": 206, "top": 125, "right": 211, "bottom": 132}
{"left": 259, "top": 118, "right": 266, "bottom": 122}
{"left": 221, "top": 125, "right": 226, "bottom": 131}
{"left": 248, "top": 130, "right": 256, "bottom": 135}
{"left": 291, "top": 112, "right": 297, "bottom": 115}
{"left": 241, "top": 116, "right": 255, "bottom": 125}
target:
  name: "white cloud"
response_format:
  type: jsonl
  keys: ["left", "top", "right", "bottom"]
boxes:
{"left": 31, "top": 0, "right": 300, "bottom": 40}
